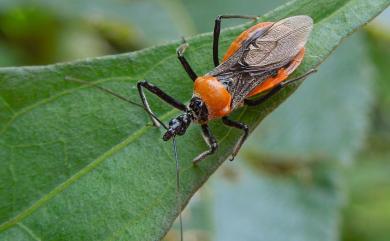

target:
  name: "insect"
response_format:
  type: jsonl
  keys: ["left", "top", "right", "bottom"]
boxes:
{"left": 137, "top": 15, "right": 315, "bottom": 164}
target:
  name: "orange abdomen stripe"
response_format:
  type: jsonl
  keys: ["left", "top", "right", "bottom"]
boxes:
{"left": 223, "top": 22, "right": 273, "bottom": 61}
{"left": 246, "top": 48, "right": 306, "bottom": 97}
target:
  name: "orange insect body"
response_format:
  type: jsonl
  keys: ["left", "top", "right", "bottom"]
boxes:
{"left": 194, "top": 20, "right": 307, "bottom": 118}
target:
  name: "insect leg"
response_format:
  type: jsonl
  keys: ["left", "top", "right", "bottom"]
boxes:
{"left": 137, "top": 80, "right": 187, "bottom": 127}
{"left": 192, "top": 124, "right": 218, "bottom": 165}
{"left": 177, "top": 38, "right": 198, "bottom": 81}
{"left": 222, "top": 117, "right": 249, "bottom": 161}
{"left": 213, "top": 15, "right": 258, "bottom": 67}
{"left": 244, "top": 69, "right": 317, "bottom": 106}
{"left": 244, "top": 84, "right": 283, "bottom": 106}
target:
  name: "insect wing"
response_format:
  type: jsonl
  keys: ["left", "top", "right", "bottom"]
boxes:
{"left": 240, "top": 15, "right": 313, "bottom": 70}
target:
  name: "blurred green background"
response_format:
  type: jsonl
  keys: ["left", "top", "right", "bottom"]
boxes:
{"left": 0, "top": 1, "right": 388, "bottom": 241}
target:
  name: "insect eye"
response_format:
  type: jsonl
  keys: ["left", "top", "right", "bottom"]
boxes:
{"left": 190, "top": 97, "right": 202, "bottom": 111}
{"left": 168, "top": 119, "right": 179, "bottom": 127}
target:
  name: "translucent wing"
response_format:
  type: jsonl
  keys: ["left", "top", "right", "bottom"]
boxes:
{"left": 239, "top": 15, "right": 313, "bottom": 71}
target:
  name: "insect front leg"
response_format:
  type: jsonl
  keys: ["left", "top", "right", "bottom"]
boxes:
{"left": 193, "top": 124, "right": 218, "bottom": 165}
{"left": 244, "top": 69, "right": 317, "bottom": 106}
{"left": 177, "top": 38, "right": 198, "bottom": 81}
{"left": 137, "top": 80, "right": 187, "bottom": 127}
{"left": 222, "top": 117, "right": 249, "bottom": 161}
{"left": 213, "top": 15, "right": 258, "bottom": 67}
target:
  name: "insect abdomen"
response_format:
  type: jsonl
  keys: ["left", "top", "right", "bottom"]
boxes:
{"left": 247, "top": 48, "right": 306, "bottom": 97}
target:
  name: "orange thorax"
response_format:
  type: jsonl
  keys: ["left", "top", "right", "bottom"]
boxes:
{"left": 193, "top": 76, "right": 232, "bottom": 119}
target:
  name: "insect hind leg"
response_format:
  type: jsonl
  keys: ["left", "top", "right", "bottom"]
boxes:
{"left": 222, "top": 117, "right": 249, "bottom": 161}
{"left": 244, "top": 69, "right": 317, "bottom": 106}
{"left": 213, "top": 15, "right": 258, "bottom": 67}
{"left": 176, "top": 38, "right": 198, "bottom": 81}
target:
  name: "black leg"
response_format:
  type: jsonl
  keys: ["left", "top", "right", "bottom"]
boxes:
{"left": 177, "top": 39, "right": 198, "bottom": 81}
{"left": 222, "top": 117, "right": 249, "bottom": 161}
{"left": 213, "top": 15, "right": 258, "bottom": 67}
{"left": 193, "top": 124, "right": 218, "bottom": 165}
{"left": 244, "top": 69, "right": 317, "bottom": 106}
{"left": 137, "top": 80, "right": 187, "bottom": 127}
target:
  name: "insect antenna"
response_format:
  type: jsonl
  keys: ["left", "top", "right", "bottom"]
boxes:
{"left": 282, "top": 68, "right": 317, "bottom": 86}
{"left": 64, "top": 76, "right": 168, "bottom": 129}
{"left": 172, "top": 137, "right": 184, "bottom": 241}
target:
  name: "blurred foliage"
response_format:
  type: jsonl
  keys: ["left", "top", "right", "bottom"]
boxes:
{"left": 341, "top": 24, "right": 390, "bottom": 241}
{"left": 0, "top": 0, "right": 195, "bottom": 65}
{"left": 342, "top": 144, "right": 390, "bottom": 241}
{"left": 0, "top": 6, "right": 111, "bottom": 65}
{"left": 0, "top": 0, "right": 389, "bottom": 241}
{"left": 181, "top": 0, "right": 287, "bottom": 32}
{"left": 365, "top": 26, "right": 390, "bottom": 141}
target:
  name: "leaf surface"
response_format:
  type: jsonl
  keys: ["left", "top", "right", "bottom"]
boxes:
{"left": 0, "top": 0, "right": 389, "bottom": 240}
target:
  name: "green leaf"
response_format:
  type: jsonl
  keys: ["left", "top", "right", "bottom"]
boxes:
{"left": 0, "top": 0, "right": 388, "bottom": 240}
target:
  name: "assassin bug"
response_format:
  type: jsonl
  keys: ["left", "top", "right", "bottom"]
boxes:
{"left": 138, "top": 15, "right": 315, "bottom": 164}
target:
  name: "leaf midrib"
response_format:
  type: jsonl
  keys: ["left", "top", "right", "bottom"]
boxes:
{"left": 0, "top": 113, "right": 163, "bottom": 231}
